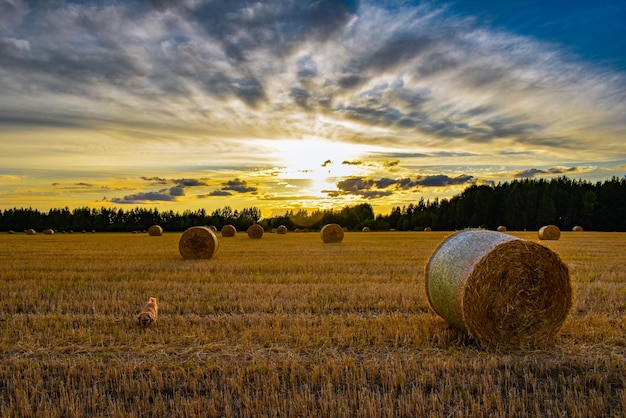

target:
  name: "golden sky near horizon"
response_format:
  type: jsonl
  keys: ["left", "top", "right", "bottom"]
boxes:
{"left": 1, "top": 1, "right": 625, "bottom": 217}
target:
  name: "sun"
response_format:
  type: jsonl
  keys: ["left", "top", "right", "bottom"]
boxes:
{"left": 271, "top": 138, "right": 369, "bottom": 190}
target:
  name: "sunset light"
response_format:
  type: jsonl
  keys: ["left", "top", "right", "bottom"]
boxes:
{"left": 1, "top": 0, "right": 624, "bottom": 217}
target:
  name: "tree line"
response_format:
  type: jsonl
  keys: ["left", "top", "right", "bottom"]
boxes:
{"left": 1, "top": 176, "right": 625, "bottom": 233}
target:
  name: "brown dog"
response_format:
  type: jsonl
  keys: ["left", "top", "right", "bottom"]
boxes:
{"left": 137, "top": 297, "right": 158, "bottom": 326}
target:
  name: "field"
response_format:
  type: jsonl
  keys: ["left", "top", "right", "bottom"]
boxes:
{"left": 0, "top": 230, "right": 625, "bottom": 417}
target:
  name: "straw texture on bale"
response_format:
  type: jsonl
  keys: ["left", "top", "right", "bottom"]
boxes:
{"left": 320, "top": 223, "right": 344, "bottom": 243}
{"left": 276, "top": 225, "right": 288, "bottom": 234}
{"left": 424, "top": 227, "right": 432, "bottom": 232}
{"left": 538, "top": 225, "right": 561, "bottom": 240}
{"left": 148, "top": 225, "right": 163, "bottom": 236}
{"left": 496, "top": 226, "right": 507, "bottom": 232}
{"left": 247, "top": 224, "right": 264, "bottom": 239}
{"left": 43, "top": 229, "right": 54, "bottom": 235}
{"left": 25, "top": 229, "right": 36, "bottom": 235}
{"left": 362, "top": 227, "right": 371, "bottom": 232}
{"left": 221, "top": 224, "right": 236, "bottom": 237}
{"left": 572, "top": 225, "right": 583, "bottom": 232}
{"left": 425, "top": 229, "right": 571, "bottom": 351}
{"left": 179, "top": 226, "right": 219, "bottom": 260}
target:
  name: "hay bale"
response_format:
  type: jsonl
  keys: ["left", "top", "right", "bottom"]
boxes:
{"left": 362, "top": 227, "right": 371, "bottom": 232}
{"left": 247, "top": 224, "right": 264, "bottom": 239}
{"left": 425, "top": 229, "right": 571, "bottom": 351}
{"left": 208, "top": 225, "right": 217, "bottom": 233}
{"left": 496, "top": 225, "right": 507, "bottom": 232}
{"left": 8, "top": 230, "right": 15, "bottom": 234}
{"left": 320, "top": 223, "right": 344, "bottom": 243}
{"left": 148, "top": 225, "right": 163, "bottom": 236}
{"left": 221, "top": 224, "right": 236, "bottom": 237}
{"left": 276, "top": 225, "right": 288, "bottom": 234}
{"left": 538, "top": 225, "right": 561, "bottom": 240}
{"left": 179, "top": 226, "right": 219, "bottom": 260}
{"left": 572, "top": 225, "right": 583, "bottom": 232}
{"left": 25, "top": 229, "right": 36, "bottom": 235}
{"left": 424, "top": 227, "right": 432, "bottom": 232}
{"left": 43, "top": 229, "right": 54, "bottom": 235}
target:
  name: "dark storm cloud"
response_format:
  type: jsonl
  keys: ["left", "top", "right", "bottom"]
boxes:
{"left": 141, "top": 176, "right": 168, "bottom": 184}
{"left": 514, "top": 166, "right": 579, "bottom": 178}
{"left": 415, "top": 174, "right": 475, "bottom": 187}
{"left": 207, "top": 190, "right": 232, "bottom": 197}
{"left": 220, "top": 178, "right": 257, "bottom": 193}
{"left": 110, "top": 191, "right": 178, "bottom": 204}
{"left": 335, "top": 174, "right": 475, "bottom": 198}
{"left": 173, "top": 178, "right": 208, "bottom": 187}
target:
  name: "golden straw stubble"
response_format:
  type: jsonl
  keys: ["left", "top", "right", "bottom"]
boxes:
{"left": 247, "top": 224, "right": 264, "bottom": 239}
{"left": 320, "top": 223, "right": 344, "bottom": 243}
{"left": 179, "top": 226, "right": 219, "bottom": 259}
{"left": 426, "top": 229, "right": 572, "bottom": 351}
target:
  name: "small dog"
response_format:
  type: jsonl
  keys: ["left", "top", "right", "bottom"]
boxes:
{"left": 137, "top": 297, "right": 158, "bottom": 326}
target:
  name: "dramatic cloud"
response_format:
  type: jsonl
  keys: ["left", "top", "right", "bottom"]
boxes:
{"left": 110, "top": 191, "right": 178, "bottom": 204}
{"left": 0, "top": 1, "right": 624, "bottom": 213}
{"left": 219, "top": 178, "right": 257, "bottom": 194}
{"left": 514, "top": 166, "right": 579, "bottom": 179}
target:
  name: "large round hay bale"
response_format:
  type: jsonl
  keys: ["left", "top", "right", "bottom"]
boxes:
{"left": 247, "top": 224, "right": 264, "bottom": 239}
{"left": 179, "top": 226, "right": 219, "bottom": 260}
{"left": 148, "top": 225, "right": 163, "bottom": 236}
{"left": 276, "top": 225, "right": 288, "bottom": 234}
{"left": 320, "top": 223, "right": 344, "bottom": 243}
{"left": 43, "top": 229, "right": 54, "bottom": 235}
{"left": 496, "top": 225, "right": 507, "bottom": 232}
{"left": 362, "top": 226, "right": 371, "bottom": 232}
{"left": 208, "top": 225, "right": 217, "bottom": 233}
{"left": 25, "top": 229, "right": 36, "bottom": 235}
{"left": 425, "top": 229, "right": 571, "bottom": 351}
{"left": 572, "top": 225, "right": 583, "bottom": 232}
{"left": 221, "top": 224, "right": 236, "bottom": 237}
{"left": 538, "top": 225, "right": 560, "bottom": 240}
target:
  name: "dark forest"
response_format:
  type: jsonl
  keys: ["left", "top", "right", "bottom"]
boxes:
{"left": 2, "top": 176, "right": 625, "bottom": 233}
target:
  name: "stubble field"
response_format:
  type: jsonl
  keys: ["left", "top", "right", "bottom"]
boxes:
{"left": 0, "top": 230, "right": 624, "bottom": 417}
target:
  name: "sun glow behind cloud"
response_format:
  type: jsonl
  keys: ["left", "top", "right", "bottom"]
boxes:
{"left": 0, "top": 0, "right": 625, "bottom": 215}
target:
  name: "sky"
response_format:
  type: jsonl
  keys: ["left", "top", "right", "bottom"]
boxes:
{"left": 1, "top": 0, "right": 625, "bottom": 217}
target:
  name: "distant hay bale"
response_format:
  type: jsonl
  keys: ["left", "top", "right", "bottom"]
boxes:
{"left": 43, "top": 229, "right": 54, "bottom": 235}
{"left": 25, "top": 229, "right": 36, "bottom": 235}
{"left": 362, "top": 227, "right": 371, "bottom": 232}
{"left": 221, "top": 224, "right": 236, "bottom": 237}
{"left": 496, "top": 226, "right": 507, "bottom": 232}
{"left": 425, "top": 229, "right": 572, "bottom": 351}
{"left": 572, "top": 225, "right": 583, "bottom": 232}
{"left": 179, "top": 226, "right": 219, "bottom": 260}
{"left": 538, "top": 225, "right": 561, "bottom": 240}
{"left": 343, "top": 227, "right": 349, "bottom": 232}
{"left": 294, "top": 228, "right": 302, "bottom": 233}
{"left": 247, "top": 224, "right": 264, "bottom": 239}
{"left": 321, "top": 223, "right": 344, "bottom": 243}
{"left": 148, "top": 225, "right": 163, "bottom": 236}
{"left": 276, "top": 225, "right": 288, "bottom": 235}
{"left": 8, "top": 230, "right": 15, "bottom": 234}
{"left": 424, "top": 227, "right": 432, "bottom": 232}
{"left": 208, "top": 225, "right": 217, "bottom": 233}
